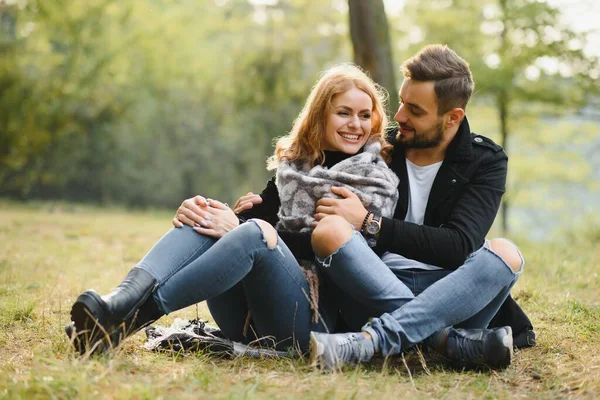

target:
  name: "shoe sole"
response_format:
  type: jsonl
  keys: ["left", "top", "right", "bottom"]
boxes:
{"left": 486, "top": 325, "right": 513, "bottom": 369}
{"left": 502, "top": 326, "right": 514, "bottom": 368}
{"left": 69, "top": 291, "right": 110, "bottom": 354}
{"left": 309, "top": 332, "right": 324, "bottom": 369}
{"left": 64, "top": 322, "right": 84, "bottom": 354}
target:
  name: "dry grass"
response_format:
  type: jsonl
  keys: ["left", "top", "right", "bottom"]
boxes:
{"left": 0, "top": 201, "right": 598, "bottom": 399}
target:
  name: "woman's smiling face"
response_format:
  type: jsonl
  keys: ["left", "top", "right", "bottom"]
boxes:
{"left": 322, "top": 87, "right": 373, "bottom": 154}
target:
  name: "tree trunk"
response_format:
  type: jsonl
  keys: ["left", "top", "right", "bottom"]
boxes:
{"left": 498, "top": 0, "right": 510, "bottom": 236}
{"left": 498, "top": 91, "right": 509, "bottom": 236}
{"left": 348, "top": 0, "right": 398, "bottom": 117}
{"left": 0, "top": 3, "right": 17, "bottom": 39}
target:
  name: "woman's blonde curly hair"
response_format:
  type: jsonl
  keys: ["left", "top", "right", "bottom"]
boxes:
{"left": 267, "top": 64, "right": 392, "bottom": 170}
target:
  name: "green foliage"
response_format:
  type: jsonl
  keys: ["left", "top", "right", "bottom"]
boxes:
{"left": 1, "top": 0, "right": 141, "bottom": 199}
{"left": 0, "top": 0, "right": 350, "bottom": 207}
{"left": 388, "top": 0, "right": 600, "bottom": 234}
{"left": 1, "top": 0, "right": 598, "bottom": 237}
{"left": 393, "top": 0, "right": 600, "bottom": 108}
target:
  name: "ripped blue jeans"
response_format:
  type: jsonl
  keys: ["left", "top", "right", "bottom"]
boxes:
{"left": 317, "top": 232, "right": 524, "bottom": 356}
{"left": 136, "top": 222, "right": 335, "bottom": 351}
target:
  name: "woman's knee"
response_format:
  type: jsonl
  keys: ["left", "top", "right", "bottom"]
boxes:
{"left": 489, "top": 238, "right": 523, "bottom": 273}
{"left": 247, "top": 219, "right": 278, "bottom": 248}
{"left": 311, "top": 215, "right": 353, "bottom": 257}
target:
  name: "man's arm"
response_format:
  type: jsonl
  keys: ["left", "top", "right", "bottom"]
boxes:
{"left": 233, "top": 193, "right": 263, "bottom": 214}
{"left": 235, "top": 177, "right": 280, "bottom": 226}
{"left": 377, "top": 150, "right": 508, "bottom": 268}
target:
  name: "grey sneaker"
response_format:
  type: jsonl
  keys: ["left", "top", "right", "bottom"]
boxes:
{"left": 446, "top": 326, "right": 513, "bottom": 369}
{"left": 309, "top": 331, "right": 375, "bottom": 370}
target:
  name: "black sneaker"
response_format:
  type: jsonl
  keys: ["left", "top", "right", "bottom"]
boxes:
{"left": 309, "top": 331, "right": 375, "bottom": 371}
{"left": 446, "top": 326, "right": 513, "bottom": 368}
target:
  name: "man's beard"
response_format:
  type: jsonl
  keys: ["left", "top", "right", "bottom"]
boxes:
{"left": 398, "top": 120, "right": 444, "bottom": 149}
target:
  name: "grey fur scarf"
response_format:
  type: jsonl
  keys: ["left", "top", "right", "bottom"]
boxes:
{"left": 275, "top": 140, "right": 400, "bottom": 233}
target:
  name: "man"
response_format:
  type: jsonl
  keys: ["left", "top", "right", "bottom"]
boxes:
{"left": 304, "top": 44, "right": 525, "bottom": 369}
{"left": 176, "top": 44, "right": 529, "bottom": 370}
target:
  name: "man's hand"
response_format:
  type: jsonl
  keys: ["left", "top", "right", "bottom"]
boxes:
{"left": 192, "top": 199, "right": 239, "bottom": 238}
{"left": 233, "top": 192, "right": 262, "bottom": 214}
{"left": 314, "top": 187, "right": 368, "bottom": 230}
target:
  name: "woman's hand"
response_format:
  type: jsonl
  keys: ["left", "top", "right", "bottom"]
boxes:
{"left": 192, "top": 199, "right": 239, "bottom": 238}
{"left": 314, "top": 187, "right": 368, "bottom": 230}
{"left": 173, "top": 195, "right": 211, "bottom": 228}
{"left": 173, "top": 196, "right": 239, "bottom": 237}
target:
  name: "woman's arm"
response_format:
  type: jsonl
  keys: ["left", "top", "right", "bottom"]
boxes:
{"left": 174, "top": 177, "right": 316, "bottom": 260}
{"left": 173, "top": 177, "right": 280, "bottom": 230}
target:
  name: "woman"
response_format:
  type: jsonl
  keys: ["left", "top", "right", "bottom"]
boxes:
{"left": 67, "top": 64, "right": 399, "bottom": 355}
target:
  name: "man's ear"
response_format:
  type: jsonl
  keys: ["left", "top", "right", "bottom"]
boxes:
{"left": 446, "top": 108, "right": 465, "bottom": 128}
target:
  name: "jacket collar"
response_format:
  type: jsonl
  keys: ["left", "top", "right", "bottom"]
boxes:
{"left": 444, "top": 116, "right": 474, "bottom": 162}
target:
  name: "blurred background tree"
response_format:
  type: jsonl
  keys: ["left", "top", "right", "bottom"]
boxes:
{"left": 0, "top": 0, "right": 598, "bottom": 238}
{"left": 388, "top": 0, "right": 600, "bottom": 234}
{"left": 0, "top": 0, "right": 350, "bottom": 207}
{"left": 348, "top": 0, "right": 397, "bottom": 115}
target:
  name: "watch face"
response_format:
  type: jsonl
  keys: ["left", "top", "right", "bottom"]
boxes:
{"left": 366, "top": 220, "right": 379, "bottom": 235}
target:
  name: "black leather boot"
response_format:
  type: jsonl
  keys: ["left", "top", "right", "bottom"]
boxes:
{"left": 68, "top": 267, "right": 163, "bottom": 355}
{"left": 445, "top": 326, "right": 513, "bottom": 369}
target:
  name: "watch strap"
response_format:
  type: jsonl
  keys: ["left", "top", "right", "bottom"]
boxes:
{"left": 365, "top": 215, "right": 381, "bottom": 247}
{"left": 360, "top": 211, "right": 373, "bottom": 233}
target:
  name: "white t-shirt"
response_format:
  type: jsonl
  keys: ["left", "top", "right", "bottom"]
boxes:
{"left": 382, "top": 159, "right": 443, "bottom": 271}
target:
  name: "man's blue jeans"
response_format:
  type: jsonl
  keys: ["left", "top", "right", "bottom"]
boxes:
{"left": 135, "top": 222, "right": 335, "bottom": 351}
{"left": 316, "top": 232, "right": 524, "bottom": 356}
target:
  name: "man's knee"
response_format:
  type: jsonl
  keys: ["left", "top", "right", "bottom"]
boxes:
{"left": 311, "top": 215, "right": 353, "bottom": 257}
{"left": 249, "top": 219, "right": 278, "bottom": 248}
{"left": 489, "top": 238, "right": 523, "bottom": 273}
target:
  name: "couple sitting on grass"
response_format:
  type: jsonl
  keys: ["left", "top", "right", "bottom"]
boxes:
{"left": 67, "top": 44, "right": 532, "bottom": 371}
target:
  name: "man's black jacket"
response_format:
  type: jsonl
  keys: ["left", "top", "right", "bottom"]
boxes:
{"left": 380, "top": 117, "right": 535, "bottom": 348}
{"left": 377, "top": 117, "right": 507, "bottom": 268}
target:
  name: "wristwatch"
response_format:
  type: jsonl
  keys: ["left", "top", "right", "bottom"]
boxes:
{"left": 364, "top": 214, "right": 382, "bottom": 248}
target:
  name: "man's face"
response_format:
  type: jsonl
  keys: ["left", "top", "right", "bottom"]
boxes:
{"left": 394, "top": 79, "right": 445, "bottom": 149}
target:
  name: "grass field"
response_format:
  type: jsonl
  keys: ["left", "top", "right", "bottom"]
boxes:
{"left": 1, "top": 201, "right": 599, "bottom": 399}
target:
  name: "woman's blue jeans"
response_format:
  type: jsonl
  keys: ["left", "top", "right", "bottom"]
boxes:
{"left": 316, "top": 232, "right": 524, "bottom": 356}
{"left": 135, "top": 222, "right": 335, "bottom": 352}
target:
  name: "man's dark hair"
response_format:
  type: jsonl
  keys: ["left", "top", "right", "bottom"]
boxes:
{"left": 402, "top": 44, "right": 474, "bottom": 115}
